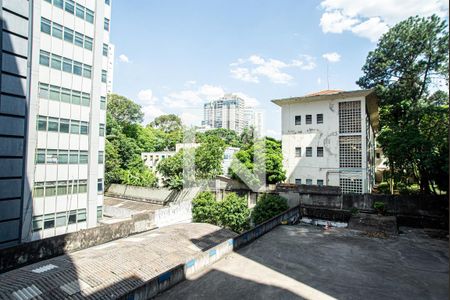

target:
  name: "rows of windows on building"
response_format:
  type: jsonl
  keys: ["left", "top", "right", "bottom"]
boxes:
{"left": 35, "top": 149, "right": 104, "bottom": 164}
{"left": 33, "top": 179, "right": 103, "bottom": 198}
{"left": 294, "top": 146, "right": 324, "bottom": 157}
{"left": 295, "top": 179, "right": 324, "bottom": 186}
{"left": 31, "top": 206, "right": 103, "bottom": 232}
{"left": 294, "top": 113, "right": 323, "bottom": 125}
{"left": 36, "top": 115, "right": 105, "bottom": 136}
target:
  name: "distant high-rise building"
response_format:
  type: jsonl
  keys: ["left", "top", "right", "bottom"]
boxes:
{"left": 0, "top": 0, "right": 113, "bottom": 247}
{"left": 202, "top": 94, "right": 246, "bottom": 134}
{"left": 244, "top": 109, "right": 263, "bottom": 137}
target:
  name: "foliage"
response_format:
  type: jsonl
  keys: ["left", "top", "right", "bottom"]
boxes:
{"left": 196, "top": 128, "right": 242, "bottom": 148}
{"left": 349, "top": 207, "right": 360, "bottom": 216}
{"left": 230, "top": 137, "right": 286, "bottom": 186}
{"left": 377, "top": 182, "right": 391, "bottom": 194}
{"left": 156, "top": 150, "right": 185, "bottom": 190}
{"left": 357, "top": 15, "right": 449, "bottom": 194}
{"left": 107, "top": 94, "right": 144, "bottom": 125}
{"left": 373, "top": 201, "right": 387, "bottom": 215}
{"left": 150, "top": 114, "right": 182, "bottom": 133}
{"left": 192, "top": 191, "right": 219, "bottom": 224}
{"left": 217, "top": 193, "right": 250, "bottom": 233}
{"left": 252, "top": 193, "right": 289, "bottom": 225}
{"left": 195, "top": 135, "right": 226, "bottom": 179}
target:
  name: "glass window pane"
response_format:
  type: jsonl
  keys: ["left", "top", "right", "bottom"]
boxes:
{"left": 104, "top": 18, "right": 110, "bottom": 31}
{"left": 79, "top": 151, "right": 88, "bottom": 164}
{"left": 51, "top": 55, "right": 62, "bottom": 70}
{"left": 86, "top": 9, "right": 94, "bottom": 23}
{"left": 82, "top": 65, "right": 91, "bottom": 78}
{"left": 37, "top": 116, "right": 47, "bottom": 131}
{"left": 39, "top": 83, "right": 49, "bottom": 99}
{"left": 72, "top": 91, "right": 81, "bottom": 104}
{"left": 39, "top": 51, "right": 50, "bottom": 66}
{"left": 100, "top": 97, "right": 106, "bottom": 110}
{"left": 68, "top": 210, "right": 77, "bottom": 224}
{"left": 78, "top": 182, "right": 87, "bottom": 194}
{"left": 84, "top": 36, "right": 93, "bottom": 50}
{"left": 65, "top": 0, "right": 74, "bottom": 14}
{"left": 73, "top": 62, "right": 82, "bottom": 76}
{"left": 36, "top": 149, "right": 46, "bottom": 164}
{"left": 63, "top": 27, "right": 74, "bottom": 43}
{"left": 58, "top": 150, "right": 68, "bottom": 164}
{"left": 52, "top": 23, "right": 63, "bottom": 39}
{"left": 34, "top": 183, "right": 45, "bottom": 198}
{"left": 77, "top": 209, "right": 86, "bottom": 222}
{"left": 41, "top": 18, "right": 51, "bottom": 34}
{"left": 54, "top": 0, "right": 63, "bottom": 9}
{"left": 101, "top": 70, "right": 107, "bottom": 83}
{"left": 74, "top": 32, "right": 84, "bottom": 47}
{"left": 80, "top": 122, "right": 89, "bottom": 134}
{"left": 99, "top": 124, "right": 105, "bottom": 136}
{"left": 98, "top": 151, "right": 104, "bottom": 164}
{"left": 44, "top": 213, "right": 55, "bottom": 229}
{"left": 69, "top": 150, "right": 78, "bottom": 164}
{"left": 97, "top": 206, "right": 103, "bottom": 219}
{"left": 70, "top": 121, "right": 80, "bottom": 134}
{"left": 97, "top": 179, "right": 103, "bottom": 193}
{"left": 102, "top": 44, "right": 108, "bottom": 56}
{"left": 46, "top": 149, "right": 58, "bottom": 164}
{"left": 32, "top": 216, "right": 43, "bottom": 231}
{"left": 62, "top": 58, "right": 72, "bottom": 73}
{"left": 61, "top": 88, "right": 71, "bottom": 103}
{"left": 55, "top": 212, "right": 67, "bottom": 227}
{"left": 49, "top": 85, "right": 60, "bottom": 101}
{"left": 48, "top": 118, "right": 59, "bottom": 132}
{"left": 76, "top": 5, "right": 85, "bottom": 19}
{"left": 45, "top": 183, "right": 57, "bottom": 197}
{"left": 82, "top": 93, "right": 90, "bottom": 106}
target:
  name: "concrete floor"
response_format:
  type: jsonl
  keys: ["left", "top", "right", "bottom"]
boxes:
{"left": 157, "top": 225, "right": 449, "bottom": 300}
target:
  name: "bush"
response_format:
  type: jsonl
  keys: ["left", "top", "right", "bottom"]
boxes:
{"left": 377, "top": 182, "right": 391, "bottom": 194}
{"left": 373, "top": 201, "right": 386, "bottom": 215}
{"left": 192, "top": 192, "right": 219, "bottom": 224}
{"left": 218, "top": 193, "right": 250, "bottom": 233}
{"left": 252, "top": 193, "right": 289, "bottom": 225}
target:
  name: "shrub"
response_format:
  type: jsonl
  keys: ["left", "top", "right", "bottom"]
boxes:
{"left": 252, "top": 193, "right": 289, "bottom": 225}
{"left": 377, "top": 182, "right": 391, "bottom": 194}
{"left": 217, "top": 193, "right": 250, "bottom": 233}
{"left": 192, "top": 191, "right": 219, "bottom": 224}
{"left": 350, "top": 207, "right": 359, "bottom": 216}
{"left": 373, "top": 201, "right": 387, "bottom": 215}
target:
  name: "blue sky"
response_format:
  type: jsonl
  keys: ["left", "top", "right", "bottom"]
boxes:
{"left": 110, "top": 0, "right": 448, "bottom": 138}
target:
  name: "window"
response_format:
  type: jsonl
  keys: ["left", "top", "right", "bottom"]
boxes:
{"left": 99, "top": 124, "right": 105, "bottom": 136}
{"left": 41, "top": 18, "right": 51, "bottom": 34}
{"left": 37, "top": 116, "right": 47, "bottom": 130}
{"left": 81, "top": 93, "right": 90, "bottom": 106}
{"left": 86, "top": 9, "right": 94, "bottom": 23}
{"left": 339, "top": 101, "right": 361, "bottom": 134}
{"left": 317, "top": 179, "right": 324, "bottom": 186}
{"left": 295, "top": 115, "right": 301, "bottom": 125}
{"left": 306, "top": 179, "right": 313, "bottom": 185}
{"left": 53, "top": 0, "right": 64, "bottom": 9}
{"left": 55, "top": 212, "right": 67, "bottom": 227}
{"left": 317, "top": 114, "right": 323, "bottom": 124}
{"left": 97, "top": 179, "right": 104, "bottom": 193}
{"left": 45, "top": 182, "right": 57, "bottom": 197}
{"left": 78, "top": 180, "right": 87, "bottom": 193}
{"left": 80, "top": 122, "right": 89, "bottom": 134}
{"left": 77, "top": 209, "right": 86, "bottom": 222}
{"left": 79, "top": 151, "right": 88, "bottom": 164}
{"left": 69, "top": 150, "right": 78, "bottom": 164}
{"left": 74, "top": 32, "right": 84, "bottom": 47}
{"left": 295, "top": 179, "right": 302, "bottom": 185}
{"left": 43, "top": 214, "right": 55, "bottom": 229}
{"left": 72, "top": 91, "right": 81, "bottom": 105}
{"left": 100, "top": 97, "right": 106, "bottom": 110}
{"left": 48, "top": 117, "right": 59, "bottom": 132}
{"left": 39, "top": 51, "right": 50, "bottom": 66}
{"left": 49, "top": 85, "right": 60, "bottom": 101}
{"left": 339, "top": 136, "right": 362, "bottom": 168}
{"left": 317, "top": 147, "right": 324, "bottom": 157}
{"left": 63, "top": 27, "right": 73, "bottom": 43}
{"left": 104, "top": 18, "right": 110, "bottom": 31}
{"left": 51, "top": 54, "right": 62, "bottom": 70}
{"left": 58, "top": 150, "right": 69, "bottom": 164}
{"left": 57, "top": 181, "right": 68, "bottom": 195}
{"left": 306, "top": 147, "right": 312, "bottom": 157}
{"left": 46, "top": 149, "right": 58, "bottom": 164}
{"left": 39, "top": 83, "right": 49, "bottom": 99}
{"left": 32, "top": 216, "right": 43, "bottom": 232}
{"left": 75, "top": 4, "right": 85, "bottom": 19}
{"left": 70, "top": 120, "right": 80, "bottom": 134}
{"left": 295, "top": 147, "right": 301, "bottom": 157}
{"left": 101, "top": 70, "right": 107, "bottom": 83}
{"left": 62, "top": 58, "right": 72, "bottom": 73}
{"left": 61, "top": 88, "right": 71, "bottom": 103}
{"left": 98, "top": 151, "right": 104, "bottom": 164}
{"left": 33, "top": 183, "right": 45, "bottom": 198}
{"left": 52, "top": 23, "right": 63, "bottom": 39}
{"left": 84, "top": 36, "right": 93, "bottom": 50}
{"left": 83, "top": 65, "right": 92, "bottom": 78}
{"left": 306, "top": 114, "right": 312, "bottom": 124}
{"left": 36, "top": 149, "right": 46, "bottom": 164}
{"left": 105, "top": 0, "right": 111, "bottom": 5}
{"left": 65, "top": 0, "right": 75, "bottom": 14}
{"left": 340, "top": 177, "right": 363, "bottom": 194}
{"left": 97, "top": 206, "right": 103, "bottom": 220}
{"left": 59, "top": 119, "right": 70, "bottom": 133}
{"left": 103, "top": 44, "right": 108, "bottom": 56}
{"left": 68, "top": 210, "right": 77, "bottom": 224}
{"left": 73, "top": 62, "right": 82, "bottom": 76}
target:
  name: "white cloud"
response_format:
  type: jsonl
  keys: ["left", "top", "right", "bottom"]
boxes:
{"left": 319, "top": 0, "right": 449, "bottom": 42}
{"left": 230, "top": 54, "right": 316, "bottom": 84}
{"left": 136, "top": 89, "right": 165, "bottom": 123}
{"left": 322, "top": 52, "right": 341, "bottom": 63}
{"left": 265, "top": 129, "right": 281, "bottom": 139}
{"left": 137, "top": 89, "right": 156, "bottom": 105}
{"left": 142, "top": 105, "right": 166, "bottom": 124}
{"left": 119, "top": 54, "right": 130, "bottom": 63}
{"left": 317, "top": 77, "right": 322, "bottom": 85}
{"left": 180, "top": 111, "right": 203, "bottom": 126}
{"left": 184, "top": 80, "right": 197, "bottom": 87}
{"left": 233, "top": 92, "right": 260, "bottom": 108}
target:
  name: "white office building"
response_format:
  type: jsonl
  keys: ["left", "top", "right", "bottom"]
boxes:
{"left": 0, "top": 0, "right": 113, "bottom": 247}
{"left": 272, "top": 90, "right": 379, "bottom": 194}
{"left": 202, "top": 94, "right": 245, "bottom": 134}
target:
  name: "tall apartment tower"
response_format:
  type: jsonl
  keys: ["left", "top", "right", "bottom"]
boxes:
{"left": 0, "top": 0, "right": 113, "bottom": 248}
{"left": 202, "top": 94, "right": 245, "bottom": 134}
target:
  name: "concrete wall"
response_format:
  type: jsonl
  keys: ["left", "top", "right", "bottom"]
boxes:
{"left": 0, "top": 212, "right": 156, "bottom": 273}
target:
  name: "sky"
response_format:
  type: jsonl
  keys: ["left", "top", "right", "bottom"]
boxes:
{"left": 110, "top": 0, "right": 449, "bottom": 138}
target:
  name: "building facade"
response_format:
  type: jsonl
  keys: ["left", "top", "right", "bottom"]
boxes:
{"left": 0, "top": 0, "right": 113, "bottom": 247}
{"left": 272, "top": 90, "right": 379, "bottom": 194}
{"left": 202, "top": 94, "right": 245, "bottom": 134}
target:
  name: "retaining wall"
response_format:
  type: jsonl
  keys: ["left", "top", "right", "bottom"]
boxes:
{"left": 119, "top": 206, "right": 301, "bottom": 299}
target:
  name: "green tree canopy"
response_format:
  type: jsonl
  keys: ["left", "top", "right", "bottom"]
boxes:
{"left": 107, "top": 94, "right": 144, "bottom": 125}
{"left": 150, "top": 114, "right": 183, "bottom": 133}
{"left": 357, "top": 15, "right": 449, "bottom": 194}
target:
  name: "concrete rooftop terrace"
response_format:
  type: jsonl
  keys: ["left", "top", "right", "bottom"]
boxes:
{"left": 158, "top": 224, "right": 449, "bottom": 300}
{"left": 0, "top": 223, "right": 236, "bottom": 299}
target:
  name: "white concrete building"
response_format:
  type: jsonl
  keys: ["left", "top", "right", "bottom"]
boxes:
{"left": 142, "top": 151, "right": 175, "bottom": 171}
{"left": 202, "top": 94, "right": 245, "bottom": 134}
{"left": 272, "top": 90, "right": 379, "bottom": 194}
{"left": 244, "top": 109, "right": 263, "bottom": 137}
{"left": 106, "top": 43, "right": 114, "bottom": 93}
{"left": 0, "top": 0, "right": 113, "bottom": 247}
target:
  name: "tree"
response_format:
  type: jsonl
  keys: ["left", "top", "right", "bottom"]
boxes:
{"left": 150, "top": 114, "right": 182, "bottom": 133}
{"left": 196, "top": 128, "right": 241, "bottom": 148}
{"left": 357, "top": 15, "right": 449, "bottom": 194}
{"left": 252, "top": 193, "right": 289, "bottom": 225}
{"left": 107, "top": 94, "right": 144, "bottom": 125}
{"left": 156, "top": 150, "right": 185, "bottom": 190}
{"left": 192, "top": 191, "right": 219, "bottom": 224}
{"left": 195, "top": 135, "right": 226, "bottom": 180}
{"left": 217, "top": 193, "right": 250, "bottom": 233}
{"left": 230, "top": 137, "right": 286, "bottom": 186}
